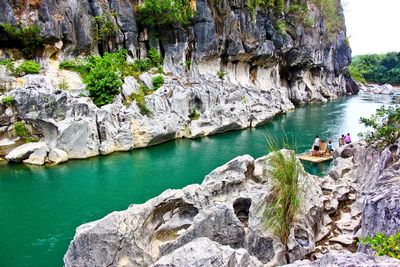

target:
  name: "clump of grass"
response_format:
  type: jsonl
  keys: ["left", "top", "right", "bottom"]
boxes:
{"left": 1, "top": 95, "right": 14, "bottom": 106}
{"left": 217, "top": 69, "right": 227, "bottom": 79}
{"left": 263, "top": 133, "right": 301, "bottom": 261}
{"left": 151, "top": 75, "right": 164, "bottom": 90}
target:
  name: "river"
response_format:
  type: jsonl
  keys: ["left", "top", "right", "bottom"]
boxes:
{"left": 0, "top": 94, "right": 398, "bottom": 267}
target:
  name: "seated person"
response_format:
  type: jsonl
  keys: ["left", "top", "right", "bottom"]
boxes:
{"left": 327, "top": 140, "right": 334, "bottom": 155}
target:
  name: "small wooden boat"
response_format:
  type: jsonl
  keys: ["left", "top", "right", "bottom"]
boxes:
{"left": 297, "top": 154, "right": 333, "bottom": 163}
{"left": 298, "top": 141, "right": 333, "bottom": 163}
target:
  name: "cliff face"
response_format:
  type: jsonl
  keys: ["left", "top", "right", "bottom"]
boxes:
{"left": 0, "top": 0, "right": 356, "bottom": 163}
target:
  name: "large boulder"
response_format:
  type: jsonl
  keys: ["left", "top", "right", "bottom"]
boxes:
{"left": 5, "top": 142, "right": 48, "bottom": 162}
{"left": 48, "top": 148, "right": 69, "bottom": 164}
{"left": 152, "top": 238, "right": 264, "bottom": 267}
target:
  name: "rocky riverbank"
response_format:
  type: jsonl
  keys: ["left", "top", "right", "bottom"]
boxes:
{"left": 0, "top": 0, "right": 356, "bottom": 166}
{"left": 63, "top": 140, "right": 400, "bottom": 266}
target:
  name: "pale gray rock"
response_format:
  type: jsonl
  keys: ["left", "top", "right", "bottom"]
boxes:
{"left": 122, "top": 76, "right": 140, "bottom": 99}
{"left": 152, "top": 238, "right": 264, "bottom": 267}
{"left": 5, "top": 142, "right": 48, "bottom": 162}
{"left": 23, "top": 147, "right": 48, "bottom": 165}
{"left": 286, "top": 251, "right": 400, "bottom": 267}
{"left": 48, "top": 148, "right": 69, "bottom": 164}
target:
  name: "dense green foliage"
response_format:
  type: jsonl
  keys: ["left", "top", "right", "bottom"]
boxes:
{"left": 83, "top": 51, "right": 125, "bottom": 107}
{"left": 2, "top": 60, "right": 41, "bottom": 76}
{"left": 350, "top": 52, "right": 400, "bottom": 84}
{"left": 263, "top": 148, "right": 301, "bottom": 247}
{"left": 137, "top": 0, "right": 195, "bottom": 30}
{"left": 359, "top": 232, "right": 400, "bottom": 259}
{"left": 359, "top": 106, "right": 400, "bottom": 149}
{"left": 59, "top": 48, "right": 164, "bottom": 107}
{"left": 0, "top": 24, "right": 43, "bottom": 58}
{"left": 14, "top": 60, "right": 41, "bottom": 76}
{"left": 151, "top": 75, "right": 164, "bottom": 89}
{"left": 1, "top": 95, "right": 14, "bottom": 106}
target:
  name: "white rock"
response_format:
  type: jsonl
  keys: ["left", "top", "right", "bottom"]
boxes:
{"left": 48, "top": 148, "right": 69, "bottom": 164}
{"left": 23, "top": 147, "right": 48, "bottom": 165}
{"left": 5, "top": 142, "right": 48, "bottom": 162}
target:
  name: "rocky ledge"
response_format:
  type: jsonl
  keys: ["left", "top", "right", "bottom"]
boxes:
{"left": 63, "top": 140, "right": 400, "bottom": 266}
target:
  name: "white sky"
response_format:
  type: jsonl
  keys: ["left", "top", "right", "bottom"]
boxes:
{"left": 342, "top": 0, "right": 400, "bottom": 56}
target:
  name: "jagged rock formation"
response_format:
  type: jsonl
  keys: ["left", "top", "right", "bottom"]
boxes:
{"left": 0, "top": 0, "right": 356, "bottom": 164}
{"left": 64, "top": 152, "right": 327, "bottom": 266}
{"left": 64, "top": 141, "right": 400, "bottom": 266}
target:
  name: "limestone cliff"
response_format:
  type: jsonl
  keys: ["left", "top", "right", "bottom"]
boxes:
{"left": 0, "top": 0, "right": 357, "bottom": 163}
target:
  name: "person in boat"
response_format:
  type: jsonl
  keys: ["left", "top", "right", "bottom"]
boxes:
{"left": 312, "top": 135, "right": 320, "bottom": 156}
{"left": 319, "top": 140, "right": 328, "bottom": 156}
{"left": 328, "top": 140, "right": 334, "bottom": 154}
{"left": 339, "top": 134, "right": 345, "bottom": 147}
{"left": 345, "top": 133, "right": 352, "bottom": 144}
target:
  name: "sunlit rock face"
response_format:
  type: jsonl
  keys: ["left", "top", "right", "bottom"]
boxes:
{"left": 0, "top": 0, "right": 356, "bottom": 163}
{"left": 64, "top": 152, "right": 327, "bottom": 266}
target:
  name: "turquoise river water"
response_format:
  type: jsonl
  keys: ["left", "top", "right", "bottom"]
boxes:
{"left": 0, "top": 94, "right": 398, "bottom": 267}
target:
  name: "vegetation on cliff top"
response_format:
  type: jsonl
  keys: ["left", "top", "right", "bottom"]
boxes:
{"left": 137, "top": 0, "right": 195, "bottom": 31}
{"left": 59, "top": 49, "right": 163, "bottom": 108}
{"left": 349, "top": 52, "right": 400, "bottom": 85}
{"left": 0, "top": 23, "right": 43, "bottom": 58}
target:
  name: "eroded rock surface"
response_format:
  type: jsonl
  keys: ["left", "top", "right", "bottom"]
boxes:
{"left": 64, "top": 152, "right": 325, "bottom": 266}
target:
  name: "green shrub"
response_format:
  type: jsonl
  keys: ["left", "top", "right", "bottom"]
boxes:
{"left": 94, "top": 13, "right": 117, "bottom": 42}
{"left": 152, "top": 75, "right": 164, "bottom": 90}
{"left": 1, "top": 95, "right": 14, "bottom": 106}
{"left": 359, "top": 106, "right": 400, "bottom": 149}
{"left": 0, "top": 24, "right": 43, "bottom": 58}
{"left": 137, "top": 0, "right": 195, "bottom": 30}
{"left": 188, "top": 107, "right": 200, "bottom": 120}
{"left": 14, "top": 121, "right": 29, "bottom": 138}
{"left": 359, "top": 232, "right": 400, "bottom": 259}
{"left": 83, "top": 51, "right": 126, "bottom": 107}
{"left": 132, "top": 59, "right": 152, "bottom": 73}
{"left": 217, "top": 70, "right": 227, "bottom": 79}
{"left": 13, "top": 60, "right": 41, "bottom": 76}
{"left": 275, "top": 20, "right": 286, "bottom": 34}
{"left": 148, "top": 48, "right": 163, "bottom": 67}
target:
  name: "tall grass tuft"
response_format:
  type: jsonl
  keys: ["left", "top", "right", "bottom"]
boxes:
{"left": 263, "top": 132, "right": 301, "bottom": 261}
